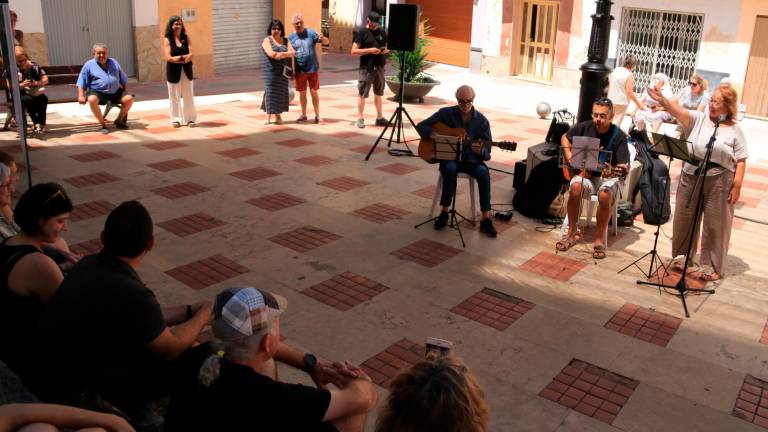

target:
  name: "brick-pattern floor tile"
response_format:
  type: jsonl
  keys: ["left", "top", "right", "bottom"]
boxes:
{"left": 69, "top": 238, "right": 103, "bottom": 256}
{"left": 604, "top": 303, "right": 682, "bottom": 347}
{"left": 294, "top": 155, "right": 334, "bottom": 166}
{"left": 317, "top": 176, "right": 369, "bottom": 192}
{"left": 157, "top": 212, "right": 227, "bottom": 237}
{"left": 736, "top": 196, "right": 760, "bottom": 209}
{"left": 69, "top": 150, "right": 119, "bottom": 163}
{"left": 141, "top": 114, "right": 167, "bottom": 121}
{"left": 265, "top": 125, "right": 293, "bottom": 133}
{"left": 217, "top": 147, "right": 261, "bottom": 159}
{"left": 302, "top": 271, "right": 389, "bottom": 311}
{"left": 246, "top": 193, "right": 307, "bottom": 211}
{"left": 147, "top": 158, "right": 198, "bottom": 172}
{"left": 732, "top": 375, "right": 768, "bottom": 426}
{"left": 411, "top": 185, "right": 437, "bottom": 199}
{"left": 77, "top": 133, "right": 118, "bottom": 143}
{"left": 208, "top": 132, "right": 244, "bottom": 141}
{"left": 229, "top": 167, "right": 281, "bottom": 182}
{"left": 330, "top": 130, "right": 364, "bottom": 139}
{"left": 268, "top": 226, "right": 342, "bottom": 252}
{"left": 144, "top": 141, "right": 187, "bottom": 151}
{"left": 361, "top": 339, "right": 423, "bottom": 388}
{"left": 390, "top": 239, "right": 463, "bottom": 268}
{"left": 348, "top": 145, "right": 385, "bottom": 155}
{"left": 63, "top": 172, "right": 120, "bottom": 188}
{"left": 652, "top": 267, "right": 708, "bottom": 290}
{"left": 350, "top": 203, "right": 410, "bottom": 224}
{"left": 70, "top": 200, "right": 115, "bottom": 222}
{"left": 519, "top": 252, "right": 585, "bottom": 281}
{"left": 539, "top": 359, "right": 639, "bottom": 425}
{"left": 276, "top": 138, "right": 315, "bottom": 148}
{"left": 152, "top": 182, "right": 210, "bottom": 199}
{"left": 760, "top": 319, "right": 768, "bottom": 345}
{"left": 375, "top": 163, "right": 421, "bottom": 176}
{"left": 198, "top": 120, "right": 229, "bottom": 128}
{"left": 165, "top": 255, "right": 249, "bottom": 290}
{"left": 451, "top": 288, "right": 536, "bottom": 331}
{"left": 197, "top": 109, "right": 221, "bottom": 115}
{"left": 145, "top": 126, "right": 177, "bottom": 134}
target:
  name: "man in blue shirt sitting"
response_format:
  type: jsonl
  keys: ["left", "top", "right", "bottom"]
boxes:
{"left": 416, "top": 85, "right": 497, "bottom": 238}
{"left": 76, "top": 43, "right": 134, "bottom": 134}
{"left": 288, "top": 13, "right": 329, "bottom": 124}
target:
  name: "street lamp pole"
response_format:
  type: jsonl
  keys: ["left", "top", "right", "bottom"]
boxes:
{"left": 577, "top": 0, "right": 614, "bottom": 123}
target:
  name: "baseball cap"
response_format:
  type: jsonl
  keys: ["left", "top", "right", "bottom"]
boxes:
{"left": 368, "top": 11, "right": 381, "bottom": 23}
{"left": 211, "top": 287, "right": 288, "bottom": 341}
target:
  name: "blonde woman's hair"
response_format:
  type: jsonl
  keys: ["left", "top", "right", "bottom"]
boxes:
{"left": 375, "top": 354, "right": 489, "bottom": 432}
{"left": 713, "top": 84, "right": 739, "bottom": 122}
{"left": 690, "top": 74, "right": 708, "bottom": 91}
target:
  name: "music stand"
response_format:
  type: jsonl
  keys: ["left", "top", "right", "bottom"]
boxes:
{"left": 635, "top": 131, "right": 714, "bottom": 318}
{"left": 414, "top": 135, "right": 473, "bottom": 247}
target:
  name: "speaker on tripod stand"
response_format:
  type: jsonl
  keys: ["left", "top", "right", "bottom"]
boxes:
{"left": 364, "top": 4, "right": 421, "bottom": 161}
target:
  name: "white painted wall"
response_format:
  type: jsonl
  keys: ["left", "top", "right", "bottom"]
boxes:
{"left": 481, "top": 0, "right": 503, "bottom": 56}
{"left": 8, "top": 0, "right": 45, "bottom": 33}
{"left": 133, "top": 0, "right": 159, "bottom": 27}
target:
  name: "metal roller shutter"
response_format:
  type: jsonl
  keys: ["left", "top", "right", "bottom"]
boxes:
{"left": 212, "top": 0, "right": 272, "bottom": 73}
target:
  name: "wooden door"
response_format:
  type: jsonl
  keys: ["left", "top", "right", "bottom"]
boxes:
{"left": 517, "top": 0, "right": 558, "bottom": 82}
{"left": 407, "top": 0, "right": 472, "bottom": 67}
{"left": 743, "top": 16, "right": 768, "bottom": 118}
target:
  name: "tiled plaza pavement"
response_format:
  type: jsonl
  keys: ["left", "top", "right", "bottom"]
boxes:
{"left": 4, "top": 83, "right": 768, "bottom": 431}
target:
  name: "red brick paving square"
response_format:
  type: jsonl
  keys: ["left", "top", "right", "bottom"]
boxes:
{"left": 732, "top": 375, "right": 768, "bottom": 426}
{"left": 604, "top": 303, "right": 682, "bottom": 347}
{"left": 145, "top": 126, "right": 177, "bottom": 134}
{"left": 208, "top": 131, "right": 244, "bottom": 141}
{"left": 147, "top": 158, "right": 198, "bottom": 172}
{"left": 736, "top": 196, "right": 760, "bottom": 209}
{"left": 451, "top": 287, "right": 536, "bottom": 331}
{"left": 650, "top": 267, "right": 708, "bottom": 290}
{"left": 69, "top": 150, "right": 119, "bottom": 163}
{"left": 330, "top": 130, "right": 364, "bottom": 139}
{"left": 229, "top": 167, "right": 281, "bottom": 182}
{"left": 361, "top": 339, "right": 424, "bottom": 388}
{"left": 301, "top": 271, "right": 389, "bottom": 311}
{"left": 760, "top": 319, "right": 768, "bottom": 346}
{"left": 216, "top": 147, "right": 261, "bottom": 158}
{"left": 197, "top": 109, "right": 221, "bottom": 115}
{"left": 331, "top": 104, "right": 355, "bottom": 110}
{"left": 69, "top": 238, "right": 103, "bottom": 256}
{"left": 165, "top": 254, "right": 249, "bottom": 290}
{"left": 63, "top": 172, "right": 120, "bottom": 188}
{"left": 411, "top": 185, "right": 437, "bottom": 199}
{"left": 492, "top": 117, "right": 521, "bottom": 124}
{"left": 76, "top": 133, "right": 119, "bottom": 144}
{"left": 198, "top": 120, "right": 229, "bottom": 128}
{"left": 246, "top": 192, "right": 307, "bottom": 211}
{"left": 144, "top": 141, "right": 188, "bottom": 151}
{"left": 519, "top": 252, "right": 586, "bottom": 281}
{"left": 317, "top": 176, "right": 369, "bottom": 192}
{"left": 348, "top": 145, "right": 385, "bottom": 155}
{"left": 70, "top": 200, "right": 115, "bottom": 222}
{"left": 376, "top": 163, "right": 421, "bottom": 175}
{"left": 390, "top": 239, "right": 463, "bottom": 268}
{"left": 276, "top": 138, "right": 315, "bottom": 148}
{"left": 525, "top": 127, "right": 549, "bottom": 135}
{"left": 157, "top": 212, "right": 227, "bottom": 237}
{"left": 539, "top": 359, "right": 639, "bottom": 425}
{"left": 741, "top": 179, "right": 768, "bottom": 191}
{"left": 349, "top": 203, "right": 410, "bottom": 224}
{"left": 141, "top": 114, "right": 168, "bottom": 121}
{"left": 266, "top": 125, "right": 293, "bottom": 133}
{"left": 268, "top": 226, "right": 342, "bottom": 252}
{"left": 748, "top": 166, "right": 768, "bottom": 177}
{"left": 152, "top": 182, "right": 210, "bottom": 199}
{"left": 294, "top": 155, "right": 335, "bottom": 166}
{"left": 733, "top": 219, "right": 745, "bottom": 230}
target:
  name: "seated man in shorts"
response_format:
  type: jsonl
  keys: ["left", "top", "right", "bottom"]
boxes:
{"left": 77, "top": 43, "right": 134, "bottom": 133}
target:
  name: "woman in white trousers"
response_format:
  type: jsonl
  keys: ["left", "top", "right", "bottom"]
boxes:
{"left": 163, "top": 15, "right": 197, "bottom": 127}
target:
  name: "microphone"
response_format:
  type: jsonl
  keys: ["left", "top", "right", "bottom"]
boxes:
{"left": 716, "top": 114, "right": 726, "bottom": 125}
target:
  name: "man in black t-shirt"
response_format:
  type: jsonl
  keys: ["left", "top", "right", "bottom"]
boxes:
{"left": 351, "top": 11, "right": 389, "bottom": 128}
{"left": 33, "top": 201, "right": 212, "bottom": 422}
{"left": 556, "top": 98, "right": 629, "bottom": 259}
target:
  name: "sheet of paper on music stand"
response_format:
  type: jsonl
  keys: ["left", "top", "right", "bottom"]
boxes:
{"left": 650, "top": 132, "right": 695, "bottom": 163}
{"left": 570, "top": 136, "right": 601, "bottom": 171}
{"left": 432, "top": 133, "right": 462, "bottom": 161}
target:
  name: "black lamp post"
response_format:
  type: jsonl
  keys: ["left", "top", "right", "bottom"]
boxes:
{"left": 577, "top": 0, "right": 614, "bottom": 123}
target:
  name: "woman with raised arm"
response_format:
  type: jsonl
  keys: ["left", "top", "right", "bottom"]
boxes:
{"left": 648, "top": 84, "right": 748, "bottom": 282}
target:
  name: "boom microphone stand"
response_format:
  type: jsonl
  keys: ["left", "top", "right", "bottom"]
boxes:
{"left": 364, "top": 51, "right": 418, "bottom": 160}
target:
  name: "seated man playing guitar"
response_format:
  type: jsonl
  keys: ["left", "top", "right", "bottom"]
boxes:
{"left": 557, "top": 97, "right": 629, "bottom": 259}
{"left": 415, "top": 85, "right": 497, "bottom": 238}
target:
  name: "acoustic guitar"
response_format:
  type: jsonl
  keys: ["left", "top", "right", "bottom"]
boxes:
{"left": 561, "top": 158, "right": 628, "bottom": 181}
{"left": 418, "top": 122, "right": 517, "bottom": 164}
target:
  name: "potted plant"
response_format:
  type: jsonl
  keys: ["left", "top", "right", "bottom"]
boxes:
{"left": 386, "top": 18, "right": 440, "bottom": 103}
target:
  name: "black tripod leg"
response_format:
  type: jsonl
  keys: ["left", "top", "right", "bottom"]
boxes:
{"left": 365, "top": 109, "right": 399, "bottom": 160}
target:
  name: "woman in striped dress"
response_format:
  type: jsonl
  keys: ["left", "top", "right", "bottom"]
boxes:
{"left": 261, "top": 19, "right": 294, "bottom": 125}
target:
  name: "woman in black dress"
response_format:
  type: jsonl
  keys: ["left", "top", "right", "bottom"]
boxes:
{"left": 14, "top": 47, "right": 48, "bottom": 134}
{"left": 261, "top": 19, "right": 294, "bottom": 125}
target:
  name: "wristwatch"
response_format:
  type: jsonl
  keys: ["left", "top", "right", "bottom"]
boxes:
{"left": 303, "top": 353, "right": 317, "bottom": 372}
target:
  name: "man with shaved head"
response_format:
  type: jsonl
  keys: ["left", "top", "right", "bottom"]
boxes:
{"left": 416, "top": 85, "right": 497, "bottom": 237}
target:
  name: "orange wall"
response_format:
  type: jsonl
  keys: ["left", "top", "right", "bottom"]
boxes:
{"left": 737, "top": 0, "right": 768, "bottom": 44}
{"left": 158, "top": 0, "right": 214, "bottom": 78}
{"left": 273, "top": 0, "right": 322, "bottom": 34}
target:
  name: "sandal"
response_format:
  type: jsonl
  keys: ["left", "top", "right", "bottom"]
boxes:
{"left": 697, "top": 271, "right": 721, "bottom": 282}
{"left": 555, "top": 233, "right": 580, "bottom": 252}
{"left": 592, "top": 244, "right": 606, "bottom": 260}
{"left": 296, "top": 114, "right": 308, "bottom": 122}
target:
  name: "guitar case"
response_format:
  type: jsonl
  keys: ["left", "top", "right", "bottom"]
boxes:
{"left": 631, "top": 129, "right": 671, "bottom": 225}
{"left": 513, "top": 156, "right": 564, "bottom": 219}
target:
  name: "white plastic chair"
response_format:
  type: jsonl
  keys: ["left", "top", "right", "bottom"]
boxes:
{"left": 429, "top": 172, "right": 477, "bottom": 223}
{"left": 559, "top": 192, "right": 619, "bottom": 248}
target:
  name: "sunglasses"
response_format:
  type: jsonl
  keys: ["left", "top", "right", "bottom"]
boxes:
{"left": 271, "top": 27, "right": 281, "bottom": 31}
{"left": 43, "top": 189, "right": 67, "bottom": 204}
{"left": 457, "top": 98, "right": 474, "bottom": 105}
{"left": 689, "top": 81, "right": 698, "bottom": 86}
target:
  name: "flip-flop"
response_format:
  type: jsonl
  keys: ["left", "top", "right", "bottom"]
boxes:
{"left": 697, "top": 272, "right": 721, "bottom": 282}
{"left": 592, "top": 244, "right": 606, "bottom": 260}
{"left": 556, "top": 234, "right": 580, "bottom": 252}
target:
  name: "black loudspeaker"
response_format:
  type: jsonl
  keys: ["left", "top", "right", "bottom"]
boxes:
{"left": 387, "top": 4, "right": 419, "bottom": 51}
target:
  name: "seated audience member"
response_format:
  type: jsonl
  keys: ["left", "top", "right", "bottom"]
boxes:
{"left": 375, "top": 353, "right": 489, "bottom": 432}
{"left": 672, "top": 74, "right": 709, "bottom": 111}
{"left": 76, "top": 43, "right": 134, "bottom": 134}
{"left": 15, "top": 46, "right": 49, "bottom": 134}
{"left": 0, "top": 183, "right": 71, "bottom": 376}
{"left": 164, "top": 286, "right": 378, "bottom": 432}
{"left": 633, "top": 73, "right": 674, "bottom": 132}
{"left": 0, "top": 403, "right": 134, "bottom": 432}
{"left": 33, "top": 201, "right": 212, "bottom": 426}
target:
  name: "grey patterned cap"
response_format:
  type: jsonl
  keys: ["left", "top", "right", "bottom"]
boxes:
{"left": 211, "top": 287, "right": 287, "bottom": 341}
